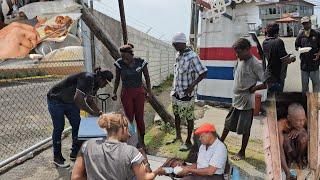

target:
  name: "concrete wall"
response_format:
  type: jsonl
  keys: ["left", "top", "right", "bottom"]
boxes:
{"left": 82, "top": 10, "right": 176, "bottom": 112}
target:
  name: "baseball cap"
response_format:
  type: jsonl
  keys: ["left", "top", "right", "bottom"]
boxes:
{"left": 194, "top": 123, "right": 216, "bottom": 135}
{"left": 172, "top": 32, "right": 187, "bottom": 44}
{"left": 301, "top": 16, "right": 310, "bottom": 24}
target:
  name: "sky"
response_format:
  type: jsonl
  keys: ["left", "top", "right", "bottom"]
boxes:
{"left": 92, "top": 0, "right": 319, "bottom": 42}
{"left": 92, "top": 0, "right": 191, "bottom": 42}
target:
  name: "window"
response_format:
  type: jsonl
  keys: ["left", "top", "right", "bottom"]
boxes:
{"left": 273, "top": 8, "right": 276, "bottom": 14}
{"left": 269, "top": 8, "right": 273, "bottom": 14}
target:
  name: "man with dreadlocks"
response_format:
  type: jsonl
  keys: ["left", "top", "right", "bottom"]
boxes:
{"left": 262, "top": 22, "right": 295, "bottom": 93}
{"left": 47, "top": 68, "right": 113, "bottom": 167}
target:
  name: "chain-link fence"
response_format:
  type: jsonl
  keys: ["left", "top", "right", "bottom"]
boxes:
{"left": 0, "top": 9, "right": 176, "bottom": 170}
{"left": 0, "top": 36, "right": 85, "bottom": 168}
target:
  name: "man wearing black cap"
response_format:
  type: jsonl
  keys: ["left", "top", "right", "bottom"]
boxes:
{"left": 47, "top": 68, "right": 113, "bottom": 167}
{"left": 295, "top": 16, "right": 320, "bottom": 92}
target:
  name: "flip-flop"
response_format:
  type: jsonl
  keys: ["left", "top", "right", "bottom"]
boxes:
{"left": 179, "top": 143, "right": 192, "bottom": 151}
{"left": 166, "top": 138, "right": 183, "bottom": 145}
{"left": 231, "top": 154, "right": 245, "bottom": 161}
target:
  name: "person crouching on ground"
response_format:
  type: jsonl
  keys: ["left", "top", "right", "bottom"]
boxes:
{"left": 71, "top": 113, "right": 165, "bottom": 180}
{"left": 278, "top": 103, "right": 308, "bottom": 180}
{"left": 176, "top": 123, "right": 227, "bottom": 180}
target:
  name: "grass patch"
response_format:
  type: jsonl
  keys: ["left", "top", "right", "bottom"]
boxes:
{"left": 152, "top": 74, "right": 173, "bottom": 95}
{"left": 225, "top": 137, "right": 266, "bottom": 172}
{"left": 0, "top": 71, "right": 48, "bottom": 80}
{"left": 145, "top": 123, "right": 189, "bottom": 160}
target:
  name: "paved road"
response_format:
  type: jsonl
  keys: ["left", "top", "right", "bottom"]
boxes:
{"left": 0, "top": 79, "right": 60, "bottom": 161}
{"left": 258, "top": 37, "right": 311, "bottom": 92}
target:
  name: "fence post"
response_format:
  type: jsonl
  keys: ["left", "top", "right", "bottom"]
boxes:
{"left": 159, "top": 50, "right": 162, "bottom": 82}
{"left": 168, "top": 48, "right": 170, "bottom": 76}
{"left": 89, "top": 0, "right": 95, "bottom": 71}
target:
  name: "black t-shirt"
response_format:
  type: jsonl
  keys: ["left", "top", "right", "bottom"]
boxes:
{"left": 47, "top": 72, "right": 99, "bottom": 103}
{"left": 263, "top": 37, "right": 288, "bottom": 83}
{"left": 295, "top": 29, "right": 320, "bottom": 72}
{"left": 114, "top": 58, "right": 148, "bottom": 88}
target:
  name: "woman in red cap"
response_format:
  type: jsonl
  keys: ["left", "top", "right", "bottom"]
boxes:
{"left": 176, "top": 123, "right": 228, "bottom": 180}
{"left": 112, "top": 43, "right": 151, "bottom": 149}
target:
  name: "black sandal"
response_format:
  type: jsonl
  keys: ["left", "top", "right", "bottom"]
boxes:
{"left": 165, "top": 138, "right": 183, "bottom": 145}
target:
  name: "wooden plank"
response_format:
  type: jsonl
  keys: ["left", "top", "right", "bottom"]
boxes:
{"left": 264, "top": 117, "right": 274, "bottom": 180}
{"left": 196, "top": 0, "right": 211, "bottom": 9}
{"left": 265, "top": 95, "right": 282, "bottom": 180}
{"left": 307, "top": 93, "right": 318, "bottom": 170}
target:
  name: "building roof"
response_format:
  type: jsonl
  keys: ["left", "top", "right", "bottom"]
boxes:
{"left": 257, "top": 0, "right": 315, "bottom": 7}
{"left": 275, "top": 16, "right": 299, "bottom": 23}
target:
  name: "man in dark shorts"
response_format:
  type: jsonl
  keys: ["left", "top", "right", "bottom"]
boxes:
{"left": 278, "top": 103, "right": 308, "bottom": 180}
{"left": 220, "top": 38, "right": 267, "bottom": 161}
{"left": 262, "top": 23, "right": 295, "bottom": 93}
{"left": 47, "top": 68, "right": 113, "bottom": 167}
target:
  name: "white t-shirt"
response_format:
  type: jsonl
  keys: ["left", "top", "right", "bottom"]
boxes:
{"left": 197, "top": 138, "right": 228, "bottom": 175}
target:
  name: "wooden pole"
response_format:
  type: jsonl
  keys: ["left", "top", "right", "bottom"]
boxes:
{"left": 264, "top": 95, "right": 282, "bottom": 180}
{"left": 189, "top": 0, "right": 195, "bottom": 49}
{"left": 118, "top": 0, "right": 128, "bottom": 44}
{"left": 307, "top": 93, "right": 318, "bottom": 171}
{"left": 89, "top": 0, "right": 96, "bottom": 71}
{"left": 194, "top": 1, "right": 199, "bottom": 50}
{"left": 81, "top": 7, "right": 121, "bottom": 60}
{"left": 81, "top": 6, "right": 175, "bottom": 127}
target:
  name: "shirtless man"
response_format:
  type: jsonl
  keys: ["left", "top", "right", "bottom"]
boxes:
{"left": 278, "top": 103, "right": 308, "bottom": 180}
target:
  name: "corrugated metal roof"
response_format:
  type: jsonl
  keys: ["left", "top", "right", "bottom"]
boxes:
{"left": 257, "top": 0, "right": 315, "bottom": 6}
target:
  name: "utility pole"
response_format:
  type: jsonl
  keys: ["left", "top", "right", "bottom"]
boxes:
{"left": 90, "top": 0, "right": 95, "bottom": 71}
{"left": 190, "top": 0, "right": 200, "bottom": 50}
{"left": 118, "top": 0, "right": 128, "bottom": 44}
{"left": 189, "top": 0, "right": 195, "bottom": 49}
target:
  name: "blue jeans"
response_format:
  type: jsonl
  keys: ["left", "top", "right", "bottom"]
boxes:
{"left": 47, "top": 98, "right": 81, "bottom": 157}
{"left": 301, "top": 70, "right": 320, "bottom": 93}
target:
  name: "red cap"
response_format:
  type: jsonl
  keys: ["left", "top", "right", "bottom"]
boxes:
{"left": 194, "top": 123, "right": 216, "bottom": 135}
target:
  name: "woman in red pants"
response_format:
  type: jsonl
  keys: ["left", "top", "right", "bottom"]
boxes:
{"left": 112, "top": 43, "right": 151, "bottom": 148}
